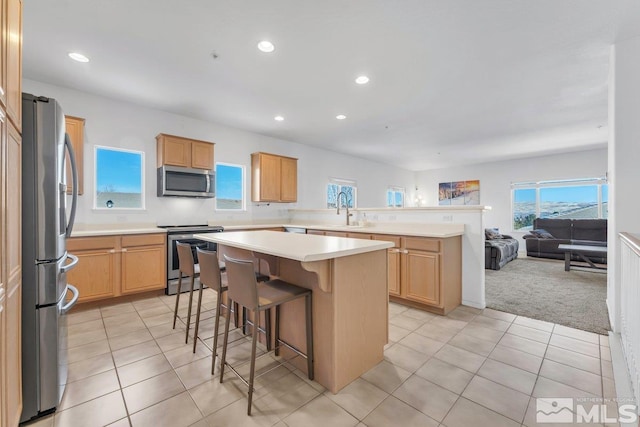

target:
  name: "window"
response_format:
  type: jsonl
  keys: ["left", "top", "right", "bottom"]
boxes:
{"left": 95, "top": 146, "right": 144, "bottom": 209}
{"left": 215, "top": 162, "right": 245, "bottom": 210}
{"left": 327, "top": 178, "right": 357, "bottom": 209}
{"left": 511, "top": 178, "right": 608, "bottom": 231}
{"left": 386, "top": 186, "right": 405, "bottom": 207}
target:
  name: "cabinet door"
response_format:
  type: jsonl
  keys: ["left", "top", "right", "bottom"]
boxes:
{"left": 259, "top": 153, "right": 281, "bottom": 201}
{"left": 65, "top": 116, "right": 84, "bottom": 195}
{"left": 403, "top": 250, "right": 440, "bottom": 307}
{"left": 191, "top": 141, "right": 214, "bottom": 170}
{"left": 280, "top": 156, "right": 297, "bottom": 202}
{"left": 121, "top": 245, "right": 166, "bottom": 294}
{"left": 67, "top": 248, "right": 118, "bottom": 302}
{"left": 387, "top": 249, "right": 401, "bottom": 296}
{"left": 161, "top": 135, "right": 191, "bottom": 167}
{"left": 4, "top": 121, "right": 22, "bottom": 427}
{"left": 0, "top": 0, "right": 5, "bottom": 109}
{"left": 5, "top": 0, "right": 21, "bottom": 131}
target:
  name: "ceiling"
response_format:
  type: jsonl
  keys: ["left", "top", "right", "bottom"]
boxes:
{"left": 22, "top": 1, "right": 640, "bottom": 171}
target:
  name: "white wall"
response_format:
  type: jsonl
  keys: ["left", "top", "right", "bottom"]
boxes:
{"left": 608, "top": 36, "right": 640, "bottom": 333}
{"left": 23, "top": 79, "right": 415, "bottom": 225}
{"left": 414, "top": 148, "right": 608, "bottom": 247}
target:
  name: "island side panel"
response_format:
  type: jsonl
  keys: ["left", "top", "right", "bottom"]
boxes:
{"left": 277, "top": 258, "right": 335, "bottom": 390}
{"left": 332, "top": 249, "right": 388, "bottom": 391}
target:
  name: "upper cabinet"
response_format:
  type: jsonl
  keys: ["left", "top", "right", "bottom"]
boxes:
{"left": 156, "top": 133, "right": 214, "bottom": 170}
{"left": 251, "top": 152, "right": 298, "bottom": 202}
{"left": 65, "top": 116, "right": 84, "bottom": 195}
{"left": 2, "top": 0, "right": 21, "bottom": 131}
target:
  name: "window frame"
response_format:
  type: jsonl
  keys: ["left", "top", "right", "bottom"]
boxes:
{"left": 511, "top": 177, "right": 608, "bottom": 231}
{"left": 93, "top": 145, "right": 146, "bottom": 211}
{"left": 386, "top": 186, "right": 405, "bottom": 208}
{"left": 214, "top": 161, "right": 246, "bottom": 212}
{"left": 327, "top": 178, "right": 357, "bottom": 209}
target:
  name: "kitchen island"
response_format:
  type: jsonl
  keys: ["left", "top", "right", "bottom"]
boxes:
{"left": 194, "top": 230, "right": 393, "bottom": 393}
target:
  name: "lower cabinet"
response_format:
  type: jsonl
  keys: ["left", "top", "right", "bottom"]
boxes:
{"left": 67, "top": 233, "right": 166, "bottom": 303}
{"left": 374, "top": 234, "right": 461, "bottom": 315}
{"left": 121, "top": 235, "right": 167, "bottom": 294}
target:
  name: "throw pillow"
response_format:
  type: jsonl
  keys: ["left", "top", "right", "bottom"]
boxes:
{"left": 485, "top": 228, "right": 504, "bottom": 240}
{"left": 530, "top": 228, "right": 555, "bottom": 239}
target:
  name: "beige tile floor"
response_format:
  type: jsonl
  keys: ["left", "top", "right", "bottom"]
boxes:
{"left": 24, "top": 289, "right": 618, "bottom": 427}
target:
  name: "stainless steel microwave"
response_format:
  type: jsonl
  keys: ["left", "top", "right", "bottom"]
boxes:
{"left": 157, "top": 165, "right": 215, "bottom": 198}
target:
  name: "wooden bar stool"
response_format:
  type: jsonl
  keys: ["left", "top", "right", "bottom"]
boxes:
{"left": 172, "top": 242, "right": 201, "bottom": 344}
{"left": 195, "top": 247, "right": 238, "bottom": 364}
{"left": 220, "top": 255, "right": 314, "bottom": 415}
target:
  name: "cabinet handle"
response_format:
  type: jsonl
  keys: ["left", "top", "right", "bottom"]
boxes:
{"left": 121, "top": 248, "right": 127, "bottom": 252}
{"left": 109, "top": 249, "right": 116, "bottom": 253}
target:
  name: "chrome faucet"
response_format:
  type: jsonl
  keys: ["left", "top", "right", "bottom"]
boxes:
{"left": 336, "top": 191, "right": 353, "bottom": 225}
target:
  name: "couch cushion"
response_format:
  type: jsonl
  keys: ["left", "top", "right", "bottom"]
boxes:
{"left": 485, "top": 228, "right": 504, "bottom": 240}
{"left": 529, "top": 229, "right": 555, "bottom": 239}
{"left": 533, "top": 218, "right": 572, "bottom": 239}
{"left": 572, "top": 219, "right": 607, "bottom": 241}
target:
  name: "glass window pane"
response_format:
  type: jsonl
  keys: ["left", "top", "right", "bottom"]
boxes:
{"left": 540, "top": 185, "right": 598, "bottom": 219}
{"left": 387, "top": 191, "right": 393, "bottom": 207}
{"left": 96, "top": 147, "right": 143, "bottom": 209}
{"left": 602, "top": 185, "right": 608, "bottom": 219}
{"left": 327, "top": 184, "right": 338, "bottom": 208}
{"left": 216, "top": 163, "right": 244, "bottom": 210}
{"left": 513, "top": 188, "right": 536, "bottom": 231}
{"left": 343, "top": 186, "right": 354, "bottom": 208}
{"left": 395, "top": 191, "right": 403, "bottom": 207}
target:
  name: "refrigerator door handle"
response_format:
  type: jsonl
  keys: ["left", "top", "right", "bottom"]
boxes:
{"left": 64, "top": 133, "right": 78, "bottom": 238}
{"left": 60, "top": 284, "right": 79, "bottom": 314}
{"left": 61, "top": 253, "right": 79, "bottom": 273}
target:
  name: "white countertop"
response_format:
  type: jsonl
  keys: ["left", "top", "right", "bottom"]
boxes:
{"left": 293, "top": 222, "right": 464, "bottom": 238}
{"left": 71, "top": 223, "right": 167, "bottom": 237}
{"left": 194, "top": 230, "right": 393, "bottom": 262}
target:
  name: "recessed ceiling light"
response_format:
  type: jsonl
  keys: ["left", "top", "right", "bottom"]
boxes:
{"left": 355, "top": 75, "right": 370, "bottom": 85}
{"left": 68, "top": 52, "right": 90, "bottom": 63}
{"left": 336, "top": 115, "right": 347, "bottom": 120}
{"left": 258, "top": 41, "right": 275, "bottom": 53}
{"left": 274, "top": 116, "right": 284, "bottom": 121}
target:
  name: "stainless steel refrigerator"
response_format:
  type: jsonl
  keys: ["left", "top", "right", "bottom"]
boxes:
{"left": 20, "top": 93, "right": 80, "bottom": 423}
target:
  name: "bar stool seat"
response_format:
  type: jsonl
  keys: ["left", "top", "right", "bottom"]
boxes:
{"left": 220, "top": 255, "right": 314, "bottom": 415}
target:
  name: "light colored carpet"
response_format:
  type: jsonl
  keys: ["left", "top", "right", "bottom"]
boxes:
{"left": 485, "top": 258, "right": 610, "bottom": 335}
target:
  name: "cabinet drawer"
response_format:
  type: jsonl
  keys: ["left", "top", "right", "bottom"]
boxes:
{"left": 68, "top": 236, "right": 118, "bottom": 251}
{"left": 372, "top": 234, "right": 401, "bottom": 247}
{"left": 122, "top": 233, "right": 166, "bottom": 247}
{"left": 403, "top": 237, "right": 440, "bottom": 252}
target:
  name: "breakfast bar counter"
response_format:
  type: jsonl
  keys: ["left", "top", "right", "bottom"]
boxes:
{"left": 194, "top": 230, "right": 393, "bottom": 393}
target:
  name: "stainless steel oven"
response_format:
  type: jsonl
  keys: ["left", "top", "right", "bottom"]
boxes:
{"left": 158, "top": 225, "right": 224, "bottom": 295}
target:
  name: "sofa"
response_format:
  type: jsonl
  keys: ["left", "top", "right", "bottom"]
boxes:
{"left": 523, "top": 218, "right": 607, "bottom": 263}
{"left": 485, "top": 229, "right": 519, "bottom": 270}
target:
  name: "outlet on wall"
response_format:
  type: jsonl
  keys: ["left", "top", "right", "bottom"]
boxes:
{"left": 442, "top": 215, "right": 453, "bottom": 222}
{"left": 116, "top": 216, "right": 127, "bottom": 222}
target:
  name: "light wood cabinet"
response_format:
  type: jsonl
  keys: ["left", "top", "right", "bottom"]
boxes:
{"left": 121, "top": 234, "right": 166, "bottom": 294}
{"left": 372, "top": 235, "right": 402, "bottom": 297}
{"left": 67, "top": 233, "right": 166, "bottom": 303}
{"left": 66, "top": 236, "right": 118, "bottom": 302}
{"left": 156, "top": 133, "right": 214, "bottom": 170}
{"left": 65, "top": 116, "right": 84, "bottom": 195}
{"left": 0, "top": 1, "right": 22, "bottom": 425}
{"left": 4, "top": 0, "right": 20, "bottom": 131}
{"left": 251, "top": 152, "right": 298, "bottom": 202}
{"left": 1, "top": 117, "right": 22, "bottom": 427}
{"left": 396, "top": 236, "right": 461, "bottom": 315}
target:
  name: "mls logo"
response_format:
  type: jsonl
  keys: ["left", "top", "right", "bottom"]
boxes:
{"left": 536, "top": 398, "right": 574, "bottom": 423}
